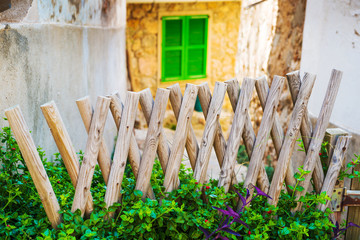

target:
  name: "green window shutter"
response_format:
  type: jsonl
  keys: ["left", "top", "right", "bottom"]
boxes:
{"left": 161, "top": 15, "right": 208, "bottom": 82}
{"left": 185, "top": 16, "right": 208, "bottom": 79}
{"left": 162, "top": 17, "right": 185, "bottom": 81}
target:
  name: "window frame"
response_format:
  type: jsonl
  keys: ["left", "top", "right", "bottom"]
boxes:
{"left": 160, "top": 14, "right": 209, "bottom": 82}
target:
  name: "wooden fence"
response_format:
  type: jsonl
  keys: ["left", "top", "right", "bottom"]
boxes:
{"left": 4, "top": 69, "right": 356, "bottom": 236}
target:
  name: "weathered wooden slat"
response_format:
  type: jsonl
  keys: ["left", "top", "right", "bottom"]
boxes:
{"left": 218, "top": 78, "right": 255, "bottom": 193}
{"left": 41, "top": 101, "right": 94, "bottom": 215}
{"left": 324, "top": 128, "right": 349, "bottom": 167}
{"left": 163, "top": 84, "right": 198, "bottom": 193}
{"left": 194, "top": 82, "right": 227, "bottom": 184}
{"left": 71, "top": 96, "right": 110, "bottom": 217}
{"left": 76, "top": 96, "right": 111, "bottom": 184}
{"left": 197, "top": 82, "right": 227, "bottom": 168}
{"left": 104, "top": 92, "right": 140, "bottom": 216}
{"left": 167, "top": 83, "right": 199, "bottom": 171}
{"left": 293, "top": 69, "right": 343, "bottom": 212}
{"left": 268, "top": 73, "right": 315, "bottom": 206}
{"left": 318, "top": 136, "right": 351, "bottom": 212}
{"left": 254, "top": 76, "right": 286, "bottom": 192}
{"left": 224, "top": 79, "right": 268, "bottom": 188}
{"left": 5, "top": 106, "right": 61, "bottom": 228}
{"left": 255, "top": 75, "right": 285, "bottom": 156}
{"left": 139, "top": 89, "right": 171, "bottom": 173}
{"left": 135, "top": 89, "right": 170, "bottom": 199}
{"left": 323, "top": 128, "right": 350, "bottom": 225}
{"left": 108, "top": 94, "right": 155, "bottom": 199}
{"left": 286, "top": 71, "right": 324, "bottom": 193}
{"left": 225, "top": 79, "right": 255, "bottom": 154}
{"left": 244, "top": 76, "right": 285, "bottom": 192}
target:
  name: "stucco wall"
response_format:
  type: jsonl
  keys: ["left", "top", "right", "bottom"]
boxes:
{"left": 0, "top": 0, "right": 127, "bottom": 156}
{"left": 301, "top": 1, "right": 360, "bottom": 236}
{"left": 301, "top": 0, "right": 360, "bottom": 134}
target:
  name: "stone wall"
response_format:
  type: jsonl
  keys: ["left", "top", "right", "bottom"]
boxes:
{"left": 127, "top": 2, "right": 241, "bottom": 93}
{"left": 126, "top": 2, "right": 241, "bottom": 133}
{"left": 0, "top": 0, "right": 127, "bottom": 156}
{"left": 236, "top": 0, "right": 306, "bottom": 161}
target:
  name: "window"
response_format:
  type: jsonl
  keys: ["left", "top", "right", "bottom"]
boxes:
{"left": 161, "top": 15, "right": 208, "bottom": 82}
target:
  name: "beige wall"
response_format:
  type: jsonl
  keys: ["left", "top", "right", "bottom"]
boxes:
{"left": 126, "top": 2, "right": 241, "bottom": 93}
{"left": 126, "top": 2, "right": 241, "bottom": 133}
{"left": 0, "top": 0, "right": 127, "bottom": 156}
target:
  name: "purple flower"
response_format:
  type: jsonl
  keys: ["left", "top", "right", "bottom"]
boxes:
{"left": 331, "top": 221, "right": 360, "bottom": 239}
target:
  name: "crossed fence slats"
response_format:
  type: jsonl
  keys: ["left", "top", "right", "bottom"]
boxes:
{"left": 108, "top": 93, "right": 155, "bottom": 200}
{"left": 41, "top": 101, "right": 94, "bottom": 215}
{"left": 72, "top": 96, "right": 110, "bottom": 217}
{"left": 5, "top": 69, "right": 351, "bottom": 229}
{"left": 218, "top": 78, "right": 256, "bottom": 192}
{"left": 105, "top": 92, "right": 139, "bottom": 218}
{"left": 268, "top": 72, "right": 316, "bottom": 206}
{"left": 292, "top": 69, "right": 343, "bottom": 211}
{"left": 244, "top": 76, "right": 285, "bottom": 193}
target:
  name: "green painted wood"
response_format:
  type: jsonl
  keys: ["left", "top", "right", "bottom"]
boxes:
{"left": 162, "top": 15, "right": 208, "bottom": 82}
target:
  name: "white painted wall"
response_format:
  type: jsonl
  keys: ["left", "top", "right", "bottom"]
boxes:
{"left": 301, "top": 0, "right": 360, "bottom": 134}
{"left": 0, "top": 0, "right": 127, "bottom": 156}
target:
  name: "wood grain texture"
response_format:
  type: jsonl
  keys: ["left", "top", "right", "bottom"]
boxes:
{"left": 108, "top": 94, "right": 155, "bottom": 199}
{"left": 139, "top": 89, "right": 171, "bottom": 173}
{"left": 254, "top": 76, "right": 285, "bottom": 192}
{"left": 164, "top": 84, "right": 198, "bottom": 193}
{"left": 41, "top": 101, "right": 93, "bottom": 215}
{"left": 255, "top": 75, "right": 285, "bottom": 156}
{"left": 218, "top": 78, "right": 255, "bottom": 193}
{"left": 244, "top": 76, "right": 285, "bottom": 191}
{"left": 286, "top": 71, "right": 325, "bottom": 193}
{"left": 5, "top": 106, "right": 61, "bottom": 228}
{"left": 323, "top": 129, "right": 350, "bottom": 225}
{"left": 194, "top": 82, "right": 227, "bottom": 184}
{"left": 76, "top": 96, "right": 111, "bottom": 184}
{"left": 224, "top": 78, "right": 268, "bottom": 189}
{"left": 167, "top": 83, "right": 199, "bottom": 171}
{"left": 104, "top": 92, "right": 139, "bottom": 216}
{"left": 135, "top": 89, "right": 170, "bottom": 199}
{"left": 293, "top": 69, "right": 343, "bottom": 212}
{"left": 268, "top": 73, "right": 315, "bottom": 206}
{"left": 197, "top": 82, "right": 227, "bottom": 168}
{"left": 71, "top": 96, "right": 110, "bottom": 217}
{"left": 317, "top": 136, "right": 351, "bottom": 212}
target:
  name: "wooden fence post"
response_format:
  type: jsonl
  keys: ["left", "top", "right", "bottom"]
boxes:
{"left": 317, "top": 136, "right": 351, "bottom": 211}
{"left": 164, "top": 84, "right": 198, "bottom": 193}
{"left": 194, "top": 82, "right": 227, "bottom": 184}
{"left": 5, "top": 106, "right": 61, "bottom": 228}
{"left": 104, "top": 92, "right": 139, "bottom": 217}
{"left": 197, "top": 82, "right": 227, "bottom": 167}
{"left": 107, "top": 93, "right": 155, "bottom": 199}
{"left": 224, "top": 79, "right": 268, "bottom": 189}
{"left": 139, "top": 89, "right": 171, "bottom": 174}
{"left": 71, "top": 96, "right": 110, "bottom": 217}
{"left": 268, "top": 73, "right": 315, "bottom": 206}
{"left": 323, "top": 128, "right": 350, "bottom": 225}
{"left": 286, "top": 71, "right": 325, "bottom": 193}
{"left": 76, "top": 96, "right": 112, "bottom": 184}
{"left": 254, "top": 76, "right": 285, "bottom": 158}
{"left": 293, "top": 69, "right": 342, "bottom": 212}
{"left": 167, "top": 83, "right": 199, "bottom": 171}
{"left": 135, "top": 89, "right": 170, "bottom": 199}
{"left": 218, "top": 78, "right": 255, "bottom": 193}
{"left": 41, "top": 101, "right": 94, "bottom": 215}
{"left": 244, "top": 76, "right": 285, "bottom": 192}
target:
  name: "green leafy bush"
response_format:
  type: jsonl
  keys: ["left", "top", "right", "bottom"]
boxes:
{"left": 0, "top": 126, "right": 357, "bottom": 239}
